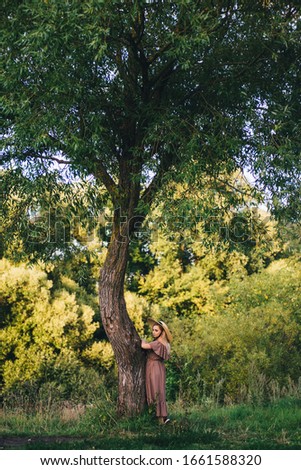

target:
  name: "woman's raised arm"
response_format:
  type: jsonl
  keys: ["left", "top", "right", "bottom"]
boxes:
{"left": 141, "top": 339, "right": 152, "bottom": 350}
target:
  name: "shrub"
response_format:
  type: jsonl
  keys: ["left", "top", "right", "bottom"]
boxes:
{"left": 164, "top": 257, "right": 301, "bottom": 404}
{"left": 0, "top": 259, "right": 108, "bottom": 397}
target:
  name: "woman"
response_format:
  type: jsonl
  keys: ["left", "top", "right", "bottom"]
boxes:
{"left": 141, "top": 318, "right": 172, "bottom": 424}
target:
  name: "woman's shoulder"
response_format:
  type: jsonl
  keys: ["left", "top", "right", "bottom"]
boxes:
{"left": 149, "top": 340, "right": 170, "bottom": 359}
{"left": 149, "top": 339, "right": 167, "bottom": 349}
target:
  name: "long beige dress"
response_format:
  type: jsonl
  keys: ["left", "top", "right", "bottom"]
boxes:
{"left": 145, "top": 340, "right": 170, "bottom": 417}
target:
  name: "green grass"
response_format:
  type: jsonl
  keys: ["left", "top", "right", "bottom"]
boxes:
{"left": 1, "top": 398, "right": 301, "bottom": 450}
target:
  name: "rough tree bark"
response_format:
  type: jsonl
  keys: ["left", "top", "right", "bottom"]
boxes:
{"left": 99, "top": 204, "right": 146, "bottom": 416}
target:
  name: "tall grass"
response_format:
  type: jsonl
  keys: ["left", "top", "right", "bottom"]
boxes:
{"left": 1, "top": 377, "right": 301, "bottom": 450}
{"left": 1, "top": 397, "right": 301, "bottom": 450}
{"left": 172, "top": 369, "right": 301, "bottom": 407}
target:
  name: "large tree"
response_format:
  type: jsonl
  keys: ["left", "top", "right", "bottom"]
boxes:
{"left": 2, "top": 0, "right": 301, "bottom": 415}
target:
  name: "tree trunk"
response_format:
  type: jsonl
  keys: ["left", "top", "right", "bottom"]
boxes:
{"left": 98, "top": 213, "right": 146, "bottom": 416}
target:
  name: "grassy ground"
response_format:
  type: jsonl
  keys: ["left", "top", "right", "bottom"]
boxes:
{"left": 1, "top": 397, "right": 301, "bottom": 450}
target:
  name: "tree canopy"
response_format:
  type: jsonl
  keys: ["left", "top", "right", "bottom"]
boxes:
{"left": 2, "top": 0, "right": 301, "bottom": 220}
{"left": 2, "top": 0, "right": 301, "bottom": 415}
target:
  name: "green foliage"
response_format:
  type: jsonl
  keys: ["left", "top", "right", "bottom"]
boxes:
{"left": 0, "top": 169, "right": 108, "bottom": 268}
{"left": 2, "top": 0, "right": 301, "bottom": 416}
{"left": 166, "top": 257, "right": 301, "bottom": 403}
{"left": 1, "top": 191, "right": 300, "bottom": 408}
{"left": 0, "top": 259, "right": 114, "bottom": 397}
{"left": 3, "top": 360, "right": 110, "bottom": 410}
{"left": 2, "top": 0, "right": 301, "bottom": 218}
{"left": 82, "top": 341, "right": 114, "bottom": 371}
{"left": 124, "top": 290, "right": 161, "bottom": 336}
{"left": 1, "top": 397, "right": 301, "bottom": 449}
{"left": 139, "top": 202, "right": 282, "bottom": 316}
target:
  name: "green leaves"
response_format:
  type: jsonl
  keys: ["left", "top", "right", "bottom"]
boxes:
{"left": 0, "top": 168, "right": 108, "bottom": 264}
{"left": 166, "top": 256, "right": 301, "bottom": 402}
{"left": 2, "top": 0, "right": 301, "bottom": 220}
{"left": 0, "top": 258, "right": 106, "bottom": 392}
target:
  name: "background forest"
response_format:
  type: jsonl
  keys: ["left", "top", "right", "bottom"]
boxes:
{"left": 1, "top": 175, "right": 300, "bottom": 410}
{"left": 2, "top": 0, "right": 301, "bottom": 451}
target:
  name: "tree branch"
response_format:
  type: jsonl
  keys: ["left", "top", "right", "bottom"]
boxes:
{"left": 213, "top": 174, "right": 254, "bottom": 197}
{"left": 141, "top": 151, "right": 176, "bottom": 208}
{"left": 147, "top": 42, "right": 173, "bottom": 65}
{"left": 33, "top": 154, "right": 71, "bottom": 165}
{"left": 94, "top": 160, "right": 119, "bottom": 203}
